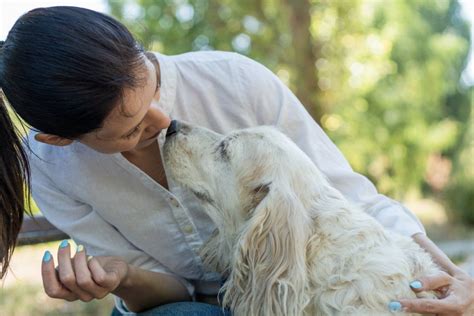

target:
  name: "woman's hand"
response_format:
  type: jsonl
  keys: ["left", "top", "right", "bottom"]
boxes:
{"left": 41, "top": 240, "right": 129, "bottom": 302}
{"left": 391, "top": 270, "right": 474, "bottom": 315}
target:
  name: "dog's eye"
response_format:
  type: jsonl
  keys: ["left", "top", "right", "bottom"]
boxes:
{"left": 215, "top": 135, "right": 239, "bottom": 160}
{"left": 192, "top": 190, "right": 214, "bottom": 204}
{"left": 216, "top": 139, "right": 230, "bottom": 160}
{"left": 253, "top": 183, "right": 270, "bottom": 195}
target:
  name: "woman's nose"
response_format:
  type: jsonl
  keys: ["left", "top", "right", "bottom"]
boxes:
{"left": 146, "top": 105, "right": 171, "bottom": 130}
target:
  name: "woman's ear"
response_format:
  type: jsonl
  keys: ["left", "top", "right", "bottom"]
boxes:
{"left": 34, "top": 133, "right": 74, "bottom": 146}
{"left": 222, "top": 184, "right": 311, "bottom": 316}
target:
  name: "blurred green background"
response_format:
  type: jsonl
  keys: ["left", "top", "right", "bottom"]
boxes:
{"left": 106, "top": 0, "right": 473, "bottom": 224}
{"left": 1, "top": 0, "right": 472, "bottom": 315}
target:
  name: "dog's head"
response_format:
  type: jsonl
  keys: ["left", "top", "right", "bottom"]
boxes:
{"left": 163, "top": 120, "right": 326, "bottom": 225}
{"left": 163, "top": 120, "right": 334, "bottom": 315}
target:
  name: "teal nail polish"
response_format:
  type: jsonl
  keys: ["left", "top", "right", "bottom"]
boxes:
{"left": 388, "top": 301, "right": 402, "bottom": 312}
{"left": 43, "top": 251, "right": 52, "bottom": 262}
{"left": 410, "top": 280, "right": 422, "bottom": 289}
{"left": 59, "top": 240, "right": 69, "bottom": 248}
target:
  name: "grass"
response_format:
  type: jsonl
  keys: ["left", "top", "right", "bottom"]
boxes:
{"left": 0, "top": 282, "right": 114, "bottom": 316}
{"left": 1, "top": 242, "right": 114, "bottom": 316}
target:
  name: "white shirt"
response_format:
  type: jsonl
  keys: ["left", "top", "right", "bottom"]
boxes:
{"left": 26, "top": 51, "right": 425, "bottom": 312}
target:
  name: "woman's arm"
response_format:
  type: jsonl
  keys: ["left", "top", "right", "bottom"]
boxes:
{"left": 412, "top": 233, "right": 462, "bottom": 275}
{"left": 112, "top": 258, "right": 191, "bottom": 312}
{"left": 31, "top": 156, "right": 194, "bottom": 312}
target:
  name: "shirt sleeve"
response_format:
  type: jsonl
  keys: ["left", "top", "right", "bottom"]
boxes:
{"left": 234, "top": 54, "right": 426, "bottom": 237}
{"left": 28, "top": 155, "right": 196, "bottom": 311}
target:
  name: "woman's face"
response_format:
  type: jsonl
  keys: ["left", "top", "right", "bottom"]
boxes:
{"left": 77, "top": 56, "right": 171, "bottom": 154}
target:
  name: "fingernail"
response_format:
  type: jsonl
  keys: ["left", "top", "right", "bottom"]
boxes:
{"left": 87, "top": 255, "right": 93, "bottom": 262}
{"left": 43, "top": 251, "right": 52, "bottom": 262}
{"left": 76, "top": 245, "right": 84, "bottom": 253}
{"left": 409, "top": 280, "right": 422, "bottom": 289}
{"left": 59, "top": 240, "right": 69, "bottom": 248}
{"left": 388, "top": 301, "right": 402, "bottom": 312}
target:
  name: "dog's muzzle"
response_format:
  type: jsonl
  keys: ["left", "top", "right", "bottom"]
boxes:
{"left": 166, "top": 119, "right": 181, "bottom": 137}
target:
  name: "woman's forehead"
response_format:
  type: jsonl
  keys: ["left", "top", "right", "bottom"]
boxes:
{"left": 95, "top": 58, "right": 157, "bottom": 139}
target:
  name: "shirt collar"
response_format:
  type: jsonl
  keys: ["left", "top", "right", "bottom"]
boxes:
{"left": 152, "top": 52, "right": 177, "bottom": 117}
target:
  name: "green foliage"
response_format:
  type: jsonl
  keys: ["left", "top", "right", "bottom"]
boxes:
{"left": 314, "top": 0, "right": 470, "bottom": 199}
{"left": 107, "top": 0, "right": 471, "bottom": 204}
{"left": 444, "top": 176, "right": 474, "bottom": 225}
{"left": 443, "top": 89, "right": 474, "bottom": 226}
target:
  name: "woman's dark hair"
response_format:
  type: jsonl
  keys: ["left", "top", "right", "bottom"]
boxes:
{"left": 0, "top": 6, "right": 150, "bottom": 278}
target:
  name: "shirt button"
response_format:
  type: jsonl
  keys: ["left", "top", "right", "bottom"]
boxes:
{"left": 183, "top": 225, "right": 194, "bottom": 234}
{"left": 169, "top": 197, "right": 180, "bottom": 208}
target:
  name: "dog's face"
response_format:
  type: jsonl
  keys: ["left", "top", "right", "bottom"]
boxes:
{"left": 163, "top": 121, "right": 319, "bottom": 230}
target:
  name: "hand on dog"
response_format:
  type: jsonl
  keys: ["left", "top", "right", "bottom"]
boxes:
{"left": 395, "top": 270, "right": 474, "bottom": 315}
{"left": 41, "top": 240, "right": 129, "bottom": 302}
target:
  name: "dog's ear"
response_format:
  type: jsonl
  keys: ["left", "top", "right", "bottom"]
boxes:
{"left": 222, "top": 184, "right": 311, "bottom": 316}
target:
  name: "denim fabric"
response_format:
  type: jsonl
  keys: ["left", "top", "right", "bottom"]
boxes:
{"left": 111, "top": 302, "right": 231, "bottom": 316}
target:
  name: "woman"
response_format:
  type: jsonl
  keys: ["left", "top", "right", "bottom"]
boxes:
{"left": 0, "top": 6, "right": 472, "bottom": 316}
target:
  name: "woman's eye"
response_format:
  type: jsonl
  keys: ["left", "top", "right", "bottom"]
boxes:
{"left": 124, "top": 125, "right": 141, "bottom": 139}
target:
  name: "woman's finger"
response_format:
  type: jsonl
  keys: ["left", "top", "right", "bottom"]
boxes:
{"left": 41, "top": 250, "right": 78, "bottom": 301}
{"left": 398, "top": 297, "right": 463, "bottom": 315}
{"left": 409, "top": 271, "right": 453, "bottom": 292}
{"left": 88, "top": 256, "right": 122, "bottom": 291}
{"left": 73, "top": 245, "right": 109, "bottom": 299}
{"left": 56, "top": 240, "right": 94, "bottom": 301}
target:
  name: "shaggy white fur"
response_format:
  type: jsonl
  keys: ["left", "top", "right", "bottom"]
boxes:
{"left": 163, "top": 121, "right": 440, "bottom": 316}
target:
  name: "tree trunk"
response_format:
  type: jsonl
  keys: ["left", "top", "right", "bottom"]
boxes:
{"left": 283, "top": 0, "right": 322, "bottom": 124}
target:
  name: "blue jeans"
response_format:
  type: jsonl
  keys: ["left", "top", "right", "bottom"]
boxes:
{"left": 111, "top": 302, "right": 231, "bottom": 316}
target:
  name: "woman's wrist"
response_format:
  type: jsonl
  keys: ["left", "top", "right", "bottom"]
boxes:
{"left": 109, "top": 263, "right": 191, "bottom": 313}
{"left": 112, "top": 262, "right": 134, "bottom": 294}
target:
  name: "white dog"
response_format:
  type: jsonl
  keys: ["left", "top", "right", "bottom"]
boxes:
{"left": 163, "top": 121, "right": 440, "bottom": 316}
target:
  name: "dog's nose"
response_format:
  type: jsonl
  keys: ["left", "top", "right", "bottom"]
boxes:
{"left": 166, "top": 120, "right": 181, "bottom": 137}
